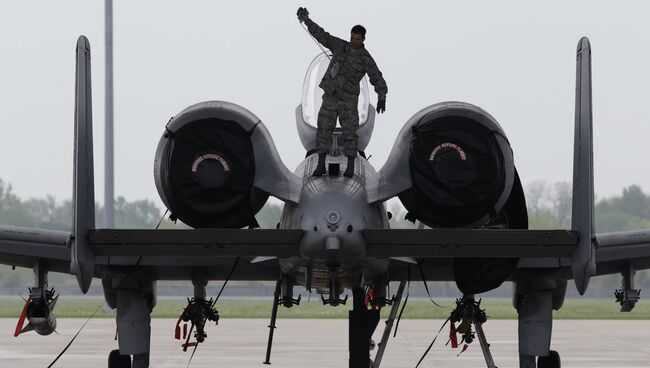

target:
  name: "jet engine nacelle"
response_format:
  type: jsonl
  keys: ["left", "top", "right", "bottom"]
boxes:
{"left": 393, "top": 102, "right": 515, "bottom": 228}
{"left": 374, "top": 101, "right": 528, "bottom": 295}
{"left": 154, "top": 101, "right": 286, "bottom": 228}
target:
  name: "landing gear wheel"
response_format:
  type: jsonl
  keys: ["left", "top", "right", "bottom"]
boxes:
{"left": 538, "top": 350, "right": 561, "bottom": 368}
{"left": 519, "top": 354, "right": 536, "bottom": 368}
{"left": 108, "top": 349, "right": 132, "bottom": 368}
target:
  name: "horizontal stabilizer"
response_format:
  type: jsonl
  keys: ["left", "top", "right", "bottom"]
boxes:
{"left": 89, "top": 229, "right": 303, "bottom": 257}
{"left": 363, "top": 229, "right": 577, "bottom": 258}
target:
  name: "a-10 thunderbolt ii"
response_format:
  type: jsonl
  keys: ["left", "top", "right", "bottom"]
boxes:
{"left": 1, "top": 35, "right": 650, "bottom": 368}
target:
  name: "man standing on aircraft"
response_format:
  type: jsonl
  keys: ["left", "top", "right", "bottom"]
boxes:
{"left": 297, "top": 7, "right": 388, "bottom": 178}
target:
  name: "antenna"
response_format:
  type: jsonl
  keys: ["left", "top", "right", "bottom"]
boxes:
{"left": 104, "top": 0, "right": 115, "bottom": 227}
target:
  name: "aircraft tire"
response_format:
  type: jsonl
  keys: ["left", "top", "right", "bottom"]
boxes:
{"left": 108, "top": 349, "right": 132, "bottom": 368}
{"left": 537, "top": 350, "right": 561, "bottom": 368}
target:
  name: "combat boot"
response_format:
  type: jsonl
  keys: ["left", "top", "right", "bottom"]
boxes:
{"left": 312, "top": 153, "right": 327, "bottom": 176}
{"left": 344, "top": 155, "right": 355, "bottom": 178}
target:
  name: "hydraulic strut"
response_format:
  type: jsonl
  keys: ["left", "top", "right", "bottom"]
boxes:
{"left": 449, "top": 295, "right": 497, "bottom": 368}
{"left": 263, "top": 280, "right": 281, "bottom": 365}
{"left": 475, "top": 322, "right": 497, "bottom": 368}
{"left": 372, "top": 279, "right": 407, "bottom": 368}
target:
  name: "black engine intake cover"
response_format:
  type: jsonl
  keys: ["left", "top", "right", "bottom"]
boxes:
{"left": 154, "top": 102, "right": 269, "bottom": 228}
{"left": 399, "top": 104, "right": 514, "bottom": 228}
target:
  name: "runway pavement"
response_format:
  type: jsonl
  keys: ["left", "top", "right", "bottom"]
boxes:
{"left": 1, "top": 318, "right": 649, "bottom": 367}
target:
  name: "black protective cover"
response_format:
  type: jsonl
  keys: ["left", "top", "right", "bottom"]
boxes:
{"left": 158, "top": 118, "right": 267, "bottom": 228}
{"left": 400, "top": 116, "right": 507, "bottom": 228}
{"left": 454, "top": 170, "right": 528, "bottom": 294}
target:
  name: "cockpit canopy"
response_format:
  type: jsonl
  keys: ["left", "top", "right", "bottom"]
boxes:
{"left": 301, "top": 52, "right": 371, "bottom": 127}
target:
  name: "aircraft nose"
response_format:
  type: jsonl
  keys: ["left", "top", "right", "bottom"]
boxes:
{"left": 327, "top": 211, "right": 340, "bottom": 224}
{"left": 297, "top": 193, "right": 367, "bottom": 261}
{"left": 326, "top": 210, "right": 341, "bottom": 231}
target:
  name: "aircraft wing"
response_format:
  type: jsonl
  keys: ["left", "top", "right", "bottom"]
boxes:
{"left": 594, "top": 230, "right": 650, "bottom": 275}
{"left": 0, "top": 225, "right": 71, "bottom": 273}
{"left": 89, "top": 229, "right": 302, "bottom": 257}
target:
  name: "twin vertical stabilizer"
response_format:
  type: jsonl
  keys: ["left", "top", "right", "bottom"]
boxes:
{"left": 571, "top": 37, "right": 596, "bottom": 295}
{"left": 70, "top": 36, "right": 96, "bottom": 293}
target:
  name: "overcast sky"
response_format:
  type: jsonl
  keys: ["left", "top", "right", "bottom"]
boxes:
{"left": 1, "top": 1, "right": 649, "bottom": 211}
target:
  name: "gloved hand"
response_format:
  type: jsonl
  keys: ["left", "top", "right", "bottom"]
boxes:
{"left": 297, "top": 7, "right": 309, "bottom": 22}
{"left": 376, "top": 98, "right": 386, "bottom": 114}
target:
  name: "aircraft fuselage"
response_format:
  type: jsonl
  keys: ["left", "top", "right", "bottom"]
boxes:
{"left": 278, "top": 152, "right": 390, "bottom": 295}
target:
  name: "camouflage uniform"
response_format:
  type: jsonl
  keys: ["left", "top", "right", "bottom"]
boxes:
{"left": 305, "top": 18, "right": 388, "bottom": 156}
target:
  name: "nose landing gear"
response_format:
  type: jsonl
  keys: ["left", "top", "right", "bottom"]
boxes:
{"left": 349, "top": 287, "right": 380, "bottom": 368}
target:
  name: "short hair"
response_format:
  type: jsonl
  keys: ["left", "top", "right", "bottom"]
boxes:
{"left": 351, "top": 25, "right": 366, "bottom": 38}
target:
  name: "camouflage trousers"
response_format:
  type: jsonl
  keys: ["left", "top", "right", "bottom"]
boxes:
{"left": 316, "top": 93, "right": 359, "bottom": 157}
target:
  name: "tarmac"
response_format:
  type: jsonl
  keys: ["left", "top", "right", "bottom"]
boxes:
{"left": 1, "top": 318, "right": 649, "bottom": 367}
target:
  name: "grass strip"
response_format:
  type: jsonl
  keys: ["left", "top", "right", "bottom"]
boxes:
{"left": 0, "top": 297, "right": 647, "bottom": 320}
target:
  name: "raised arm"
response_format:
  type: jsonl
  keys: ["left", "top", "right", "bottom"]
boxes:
{"left": 297, "top": 8, "right": 346, "bottom": 52}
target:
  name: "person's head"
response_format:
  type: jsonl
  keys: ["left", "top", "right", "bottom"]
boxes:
{"left": 350, "top": 25, "right": 366, "bottom": 49}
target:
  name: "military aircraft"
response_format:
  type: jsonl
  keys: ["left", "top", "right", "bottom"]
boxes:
{"left": 1, "top": 34, "right": 649, "bottom": 368}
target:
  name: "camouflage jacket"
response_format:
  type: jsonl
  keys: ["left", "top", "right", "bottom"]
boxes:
{"left": 305, "top": 18, "right": 388, "bottom": 101}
